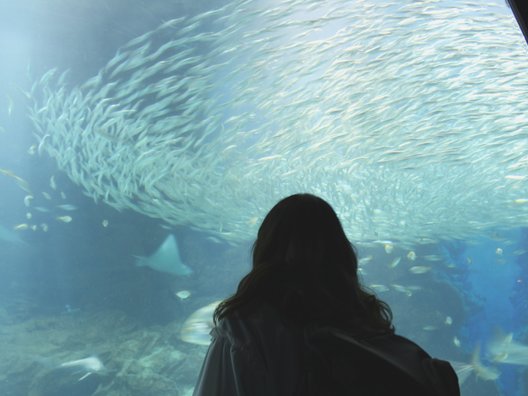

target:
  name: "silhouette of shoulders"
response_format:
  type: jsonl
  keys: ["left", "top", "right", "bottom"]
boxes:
{"left": 194, "top": 302, "right": 459, "bottom": 396}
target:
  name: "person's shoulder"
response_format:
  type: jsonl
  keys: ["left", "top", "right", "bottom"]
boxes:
{"left": 387, "top": 333, "right": 432, "bottom": 356}
{"left": 388, "top": 334, "right": 460, "bottom": 396}
{"left": 213, "top": 300, "right": 284, "bottom": 343}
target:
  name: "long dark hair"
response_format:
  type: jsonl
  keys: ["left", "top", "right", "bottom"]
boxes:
{"left": 214, "top": 193, "right": 394, "bottom": 333}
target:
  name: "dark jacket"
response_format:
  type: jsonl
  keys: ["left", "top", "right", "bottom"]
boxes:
{"left": 193, "top": 303, "right": 460, "bottom": 396}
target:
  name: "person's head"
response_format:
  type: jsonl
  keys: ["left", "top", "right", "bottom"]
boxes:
{"left": 215, "top": 193, "right": 393, "bottom": 332}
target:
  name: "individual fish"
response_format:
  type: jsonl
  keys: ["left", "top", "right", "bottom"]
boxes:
{"left": 0, "top": 168, "right": 31, "bottom": 193}
{"left": 13, "top": 223, "right": 29, "bottom": 231}
{"left": 180, "top": 301, "right": 221, "bottom": 346}
{"left": 37, "top": 134, "right": 50, "bottom": 156}
{"left": 388, "top": 257, "right": 401, "bottom": 268}
{"left": 0, "top": 224, "right": 25, "bottom": 244}
{"left": 423, "top": 255, "right": 442, "bottom": 262}
{"left": 56, "top": 204, "right": 78, "bottom": 211}
{"left": 175, "top": 290, "right": 191, "bottom": 300}
{"left": 406, "top": 251, "right": 416, "bottom": 261}
{"left": 369, "top": 284, "right": 389, "bottom": 293}
{"left": 489, "top": 331, "right": 528, "bottom": 365}
{"left": 450, "top": 345, "right": 500, "bottom": 385}
{"left": 7, "top": 95, "right": 13, "bottom": 116}
{"left": 358, "top": 255, "right": 373, "bottom": 265}
{"left": 422, "top": 325, "right": 437, "bottom": 331}
{"left": 505, "top": 175, "right": 525, "bottom": 180}
{"left": 59, "top": 356, "right": 106, "bottom": 381}
{"left": 391, "top": 284, "right": 413, "bottom": 296}
{"left": 409, "top": 266, "right": 432, "bottom": 274}
{"left": 206, "top": 235, "right": 223, "bottom": 244}
{"left": 24, "top": 195, "right": 34, "bottom": 207}
{"left": 471, "top": 346, "right": 501, "bottom": 381}
{"left": 56, "top": 215, "right": 73, "bottom": 223}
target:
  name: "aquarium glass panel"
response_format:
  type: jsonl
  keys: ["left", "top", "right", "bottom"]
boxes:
{"left": 0, "top": 1, "right": 527, "bottom": 395}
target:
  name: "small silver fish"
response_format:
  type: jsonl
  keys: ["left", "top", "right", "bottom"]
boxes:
{"left": 13, "top": 223, "right": 29, "bottom": 231}
{"left": 24, "top": 195, "right": 34, "bottom": 207}
{"left": 369, "top": 284, "right": 389, "bottom": 293}
{"left": 56, "top": 204, "right": 78, "bottom": 211}
{"left": 389, "top": 257, "right": 401, "bottom": 268}
{"left": 409, "top": 266, "right": 432, "bottom": 274}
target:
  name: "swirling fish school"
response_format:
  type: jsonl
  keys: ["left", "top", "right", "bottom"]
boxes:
{"left": 29, "top": 0, "right": 528, "bottom": 249}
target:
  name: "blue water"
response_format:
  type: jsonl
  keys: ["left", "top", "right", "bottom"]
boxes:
{"left": 441, "top": 231, "right": 526, "bottom": 395}
{"left": 0, "top": 1, "right": 527, "bottom": 395}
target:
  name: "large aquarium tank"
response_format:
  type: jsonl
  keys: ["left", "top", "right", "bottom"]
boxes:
{"left": 1, "top": 0, "right": 527, "bottom": 395}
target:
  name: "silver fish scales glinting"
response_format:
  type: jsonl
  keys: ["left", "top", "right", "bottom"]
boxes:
{"left": 29, "top": 0, "right": 528, "bottom": 247}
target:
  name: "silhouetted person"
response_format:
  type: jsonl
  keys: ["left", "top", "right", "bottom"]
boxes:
{"left": 193, "top": 193, "right": 459, "bottom": 396}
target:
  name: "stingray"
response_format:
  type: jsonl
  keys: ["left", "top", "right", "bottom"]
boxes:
{"left": 135, "top": 234, "right": 192, "bottom": 276}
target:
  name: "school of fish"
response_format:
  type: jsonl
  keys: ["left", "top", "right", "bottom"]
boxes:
{"left": 28, "top": 0, "right": 528, "bottom": 248}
